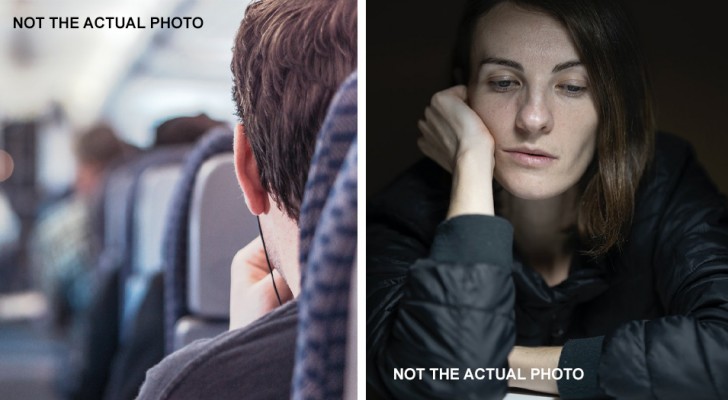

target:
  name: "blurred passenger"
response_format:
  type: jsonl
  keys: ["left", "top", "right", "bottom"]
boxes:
{"left": 29, "top": 123, "right": 126, "bottom": 331}
{"left": 153, "top": 113, "right": 225, "bottom": 147}
{"left": 137, "top": 0, "right": 356, "bottom": 398}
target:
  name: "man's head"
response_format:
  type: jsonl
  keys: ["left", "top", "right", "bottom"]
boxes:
{"left": 230, "top": 0, "right": 357, "bottom": 295}
{"left": 231, "top": 0, "right": 357, "bottom": 221}
{"left": 73, "top": 123, "right": 125, "bottom": 197}
{"left": 153, "top": 113, "right": 225, "bottom": 147}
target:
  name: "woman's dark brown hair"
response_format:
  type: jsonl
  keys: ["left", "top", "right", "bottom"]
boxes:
{"left": 454, "top": 0, "right": 655, "bottom": 257}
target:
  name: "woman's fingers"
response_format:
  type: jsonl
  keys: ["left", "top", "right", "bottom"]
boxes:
{"left": 418, "top": 84, "right": 495, "bottom": 172}
{"left": 423, "top": 102, "right": 458, "bottom": 147}
{"left": 417, "top": 135, "right": 452, "bottom": 173}
{"left": 443, "top": 84, "right": 467, "bottom": 100}
{"left": 418, "top": 120, "right": 451, "bottom": 171}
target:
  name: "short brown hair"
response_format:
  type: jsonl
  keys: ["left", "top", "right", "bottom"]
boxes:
{"left": 154, "top": 113, "right": 225, "bottom": 147}
{"left": 74, "top": 123, "right": 125, "bottom": 167}
{"left": 231, "top": 0, "right": 357, "bottom": 220}
{"left": 454, "top": 0, "right": 655, "bottom": 257}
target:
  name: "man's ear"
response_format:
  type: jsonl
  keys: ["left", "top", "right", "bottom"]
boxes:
{"left": 234, "top": 124, "right": 269, "bottom": 215}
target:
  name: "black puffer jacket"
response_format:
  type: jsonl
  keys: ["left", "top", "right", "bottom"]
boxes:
{"left": 367, "top": 133, "right": 728, "bottom": 399}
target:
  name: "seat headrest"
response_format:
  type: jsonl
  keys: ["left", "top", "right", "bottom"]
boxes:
{"left": 101, "top": 145, "right": 191, "bottom": 273}
{"left": 187, "top": 153, "right": 258, "bottom": 318}
{"left": 162, "top": 128, "right": 234, "bottom": 354}
{"left": 298, "top": 71, "right": 358, "bottom": 279}
{"left": 293, "top": 70, "right": 358, "bottom": 400}
{"left": 132, "top": 163, "right": 184, "bottom": 275}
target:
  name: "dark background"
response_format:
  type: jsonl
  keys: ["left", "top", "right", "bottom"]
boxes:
{"left": 367, "top": 1, "right": 728, "bottom": 198}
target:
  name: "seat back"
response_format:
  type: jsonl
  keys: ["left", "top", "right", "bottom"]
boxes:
{"left": 173, "top": 152, "right": 258, "bottom": 350}
{"left": 344, "top": 257, "right": 357, "bottom": 400}
{"left": 292, "top": 71, "right": 358, "bottom": 399}
{"left": 120, "top": 163, "right": 183, "bottom": 343}
{"left": 162, "top": 127, "right": 240, "bottom": 353}
{"left": 69, "top": 145, "right": 190, "bottom": 400}
{"left": 101, "top": 145, "right": 190, "bottom": 344}
{"left": 97, "top": 162, "right": 137, "bottom": 275}
{"left": 99, "top": 146, "right": 190, "bottom": 277}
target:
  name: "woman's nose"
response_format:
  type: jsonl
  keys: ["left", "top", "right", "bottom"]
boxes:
{"left": 515, "top": 89, "right": 554, "bottom": 135}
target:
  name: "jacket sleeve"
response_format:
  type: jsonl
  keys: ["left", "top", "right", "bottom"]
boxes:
{"left": 367, "top": 213, "right": 516, "bottom": 400}
{"left": 597, "top": 148, "right": 728, "bottom": 399}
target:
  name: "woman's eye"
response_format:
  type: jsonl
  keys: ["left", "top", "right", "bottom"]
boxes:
{"left": 489, "top": 79, "right": 520, "bottom": 92}
{"left": 558, "top": 84, "right": 587, "bottom": 97}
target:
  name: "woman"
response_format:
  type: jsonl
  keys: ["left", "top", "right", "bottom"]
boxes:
{"left": 367, "top": 0, "right": 728, "bottom": 399}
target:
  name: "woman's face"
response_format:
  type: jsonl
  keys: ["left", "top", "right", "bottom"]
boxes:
{"left": 467, "top": 2, "right": 598, "bottom": 200}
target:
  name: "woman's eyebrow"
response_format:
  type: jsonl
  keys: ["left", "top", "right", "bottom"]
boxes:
{"left": 478, "top": 57, "right": 583, "bottom": 73}
{"left": 480, "top": 57, "right": 523, "bottom": 71}
{"left": 552, "top": 60, "right": 582, "bottom": 73}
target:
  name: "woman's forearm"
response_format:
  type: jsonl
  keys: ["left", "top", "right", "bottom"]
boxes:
{"left": 447, "top": 148, "right": 495, "bottom": 219}
{"left": 508, "top": 346, "right": 562, "bottom": 394}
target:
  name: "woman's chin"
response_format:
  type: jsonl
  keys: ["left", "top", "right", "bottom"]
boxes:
{"left": 496, "top": 175, "right": 572, "bottom": 201}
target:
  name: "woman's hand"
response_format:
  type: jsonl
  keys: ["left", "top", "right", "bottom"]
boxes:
{"left": 417, "top": 85, "right": 495, "bottom": 174}
{"left": 418, "top": 85, "right": 496, "bottom": 217}
{"left": 229, "top": 236, "right": 293, "bottom": 330}
{"left": 508, "top": 346, "right": 562, "bottom": 394}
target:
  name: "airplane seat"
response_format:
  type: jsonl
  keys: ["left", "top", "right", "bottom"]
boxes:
{"left": 94, "top": 146, "right": 191, "bottom": 281}
{"left": 60, "top": 156, "right": 139, "bottom": 399}
{"left": 114, "top": 146, "right": 194, "bottom": 281}
{"left": 292, "top": 71, "right": 358, "bottom": 400}
{"left": 68, "top": 145, "right": 191, "bottom": 400}
{"left": 120, "top": 163, "right": 184, "bottom": 343}
{"left": 344, "top": 258, "right": 357, "bottom": 400}
{"left": 102, "top": 155, "right": 188, "bottom": 400}
{"left": 172, "top": 152, "right": 259, "bottom": 350}
{"left": 160, "top": 127, "right": 254, "bottom": 354}
{"left": 88, "top": 151, "right": 141, "bottom": 271}
{"left": 96, "top": 160, "right": 138, "bottom": 276}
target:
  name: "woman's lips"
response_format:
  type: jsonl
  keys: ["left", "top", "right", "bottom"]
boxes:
{"left": 502, "top": 148, "right": 557, "bottom": 167}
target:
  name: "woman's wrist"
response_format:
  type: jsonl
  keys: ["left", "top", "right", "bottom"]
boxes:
{"left": 508, "top": 346, "right": 562, "bottom": 394}
{"left": 447, "top": 148, "right": 495, "bottom": 218}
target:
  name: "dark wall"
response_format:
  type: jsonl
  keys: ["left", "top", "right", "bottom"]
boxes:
{"left": 367, "top": 1, "right": 728, "bottom": 198}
